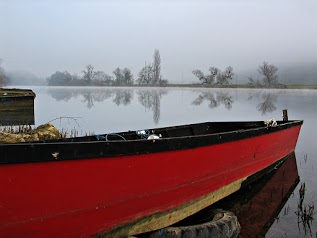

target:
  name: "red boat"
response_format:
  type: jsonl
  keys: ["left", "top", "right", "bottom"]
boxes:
{"left": 0, "top": 117, "right": 303, "bottom": 238}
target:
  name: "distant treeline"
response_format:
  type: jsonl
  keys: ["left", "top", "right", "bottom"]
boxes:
{"left": 192, "top": 62, "right": 287, "bottom": 88}
{"left": 2, "top": 53, "right": 317, "bottom": 87}
{"left": 47, "top": 67, "right": 133, "bottom": 86}
{"left": 47, "top": 49, "right": 168, "bottom": 87}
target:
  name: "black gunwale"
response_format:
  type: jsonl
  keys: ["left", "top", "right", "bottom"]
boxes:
{"left": 0, "top": 120, "right": 303, "bottom": 164}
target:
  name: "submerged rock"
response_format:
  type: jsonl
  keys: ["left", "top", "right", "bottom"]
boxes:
{"left": 0, "top": 123, "right": 61, "bottom": 143}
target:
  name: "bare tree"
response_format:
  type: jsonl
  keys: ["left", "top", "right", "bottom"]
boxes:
{"left": 112, "top": 68, "right": 134, "bottom": 86}
{"left": 0, "top": 59, "right": 8, "bottom": 86}
{"left": 138, "top": 49, "right": 168, "bottom": 86}
{"left": 152, "top": 49, "right": 161, "bottom": 85}
{"left": 47, "top": 71, "right": 73, "bottom": 86}
{"left": 158, "top": 78, "right": 168, "bottom": 86}
{"left": 257, "top": 62, "right": 279, "bottom": 86}
{"left": 112, "top": 68, "right": 124, "bottom": 86}
{"left": 192, "top": 70, "right": 207, "bottom": 83}
{"left": 193, "top": 66, "right": 234, "bottom": 85}
{"left": 247, "top": 76, "right": 262, "bottom": 87}
{"left": 122, "top": 68, "right": 134, "bottom": 85}
{"left": 94, "top": 71, "right": 113, "bottom": 86}
{"left": 209, "top": 67, "right": 219, "bottom": 76}
{"left": 192, "top": 69, "right": 217, "bottom": 84}
{"left": 216, "top": 66, "right": 234, "bottom": 84}
{"left": 137, "top": 65, "right": 153, "bottom": 85}
{"left": 82, "top": 65, "right": 96, "bottom": 85}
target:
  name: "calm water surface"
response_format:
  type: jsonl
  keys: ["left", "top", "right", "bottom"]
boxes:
{"left": 20, "top": 87, "right": 317, "bottom": 237}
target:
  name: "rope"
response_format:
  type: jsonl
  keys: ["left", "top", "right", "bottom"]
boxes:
{"left": 95, "top": 133, "right": 126, "bottom": 141}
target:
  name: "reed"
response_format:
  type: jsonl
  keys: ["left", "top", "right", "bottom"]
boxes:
{"left": 295, "top": 182, "right": 316, "bottom": 236}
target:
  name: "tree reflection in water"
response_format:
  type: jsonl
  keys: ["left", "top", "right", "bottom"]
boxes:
{"left": 192, "top": 91, "right": 233, "bottom": 109}
{"left": 81, "top": 90, "right": 118, "bottom": 108}
{"left": 113, "top": 89, "right": 133, "bottom": 106}
{"left": 82, "top": 90, "right": 130, "bottom": 108}
{"left": 82, "top": 92, "right": 94, "bottom": 109}
{"left": 137, "top": 89, "right": 167, "bottom": 124}
{"left": 257, "top": 92, "right": 278, "bottom": 115}
{"left": 248, "top": 91, "right": 279, "bottom": 115}
{"left": 48, "top": 87, "right": 168, "bottom": 124}
{"left": 48, "top": 88, "right": 132, "bottom": 108}
{"left": 48, "top": 88, "right": 74, "bottom": 102}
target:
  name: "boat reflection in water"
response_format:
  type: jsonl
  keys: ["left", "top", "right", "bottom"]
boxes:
{"left": 172, "top": 152, "right": 299, "bottom": 238}
{"left": 216, "top": 152, "right": 299, "bottom": 237}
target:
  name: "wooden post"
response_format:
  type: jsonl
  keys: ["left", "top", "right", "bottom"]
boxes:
{"left": 283, "top": 109, "right": 288, "bottom": 122}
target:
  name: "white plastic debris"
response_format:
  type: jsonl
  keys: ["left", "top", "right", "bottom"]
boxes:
{"left": 137, "top": 130, "right": 147, "bottom": 135}
{"left": 264, "top": 118, "right": 277, "bottom": 127}
{"left": 147, "top": 135, "right": 160, "bottom": 140}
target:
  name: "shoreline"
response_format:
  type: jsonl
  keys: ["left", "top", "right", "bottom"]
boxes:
{"left": 2, "top": 84, "right": 317, "bottom": 90}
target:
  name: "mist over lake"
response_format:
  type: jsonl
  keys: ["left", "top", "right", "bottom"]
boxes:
{"left": 1, "top": 85, "right": 316, "bottom": 236}
{"left": 1, "top": 0, "right": 317, "bottom": 85}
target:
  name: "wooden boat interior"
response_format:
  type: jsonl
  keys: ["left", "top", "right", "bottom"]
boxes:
{"left": 31, "top": 120, "right": 298, "bottom": 144}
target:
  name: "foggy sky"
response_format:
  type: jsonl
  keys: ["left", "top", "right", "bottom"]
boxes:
{"left": 1, "top": 0, "right": 317, "bottom": 83}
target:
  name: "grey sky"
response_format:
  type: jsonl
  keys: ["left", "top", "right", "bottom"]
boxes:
{"left": 1, "top": 0, "right": 317, "bottom": 83}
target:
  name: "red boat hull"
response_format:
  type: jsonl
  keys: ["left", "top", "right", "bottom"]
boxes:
{"left": 0, "top": 125, "right": 301, "bottom": 237}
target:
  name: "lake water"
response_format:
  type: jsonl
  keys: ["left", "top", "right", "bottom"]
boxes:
{"left": 7, "top": 86, "right": 317, "bottom": 237}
